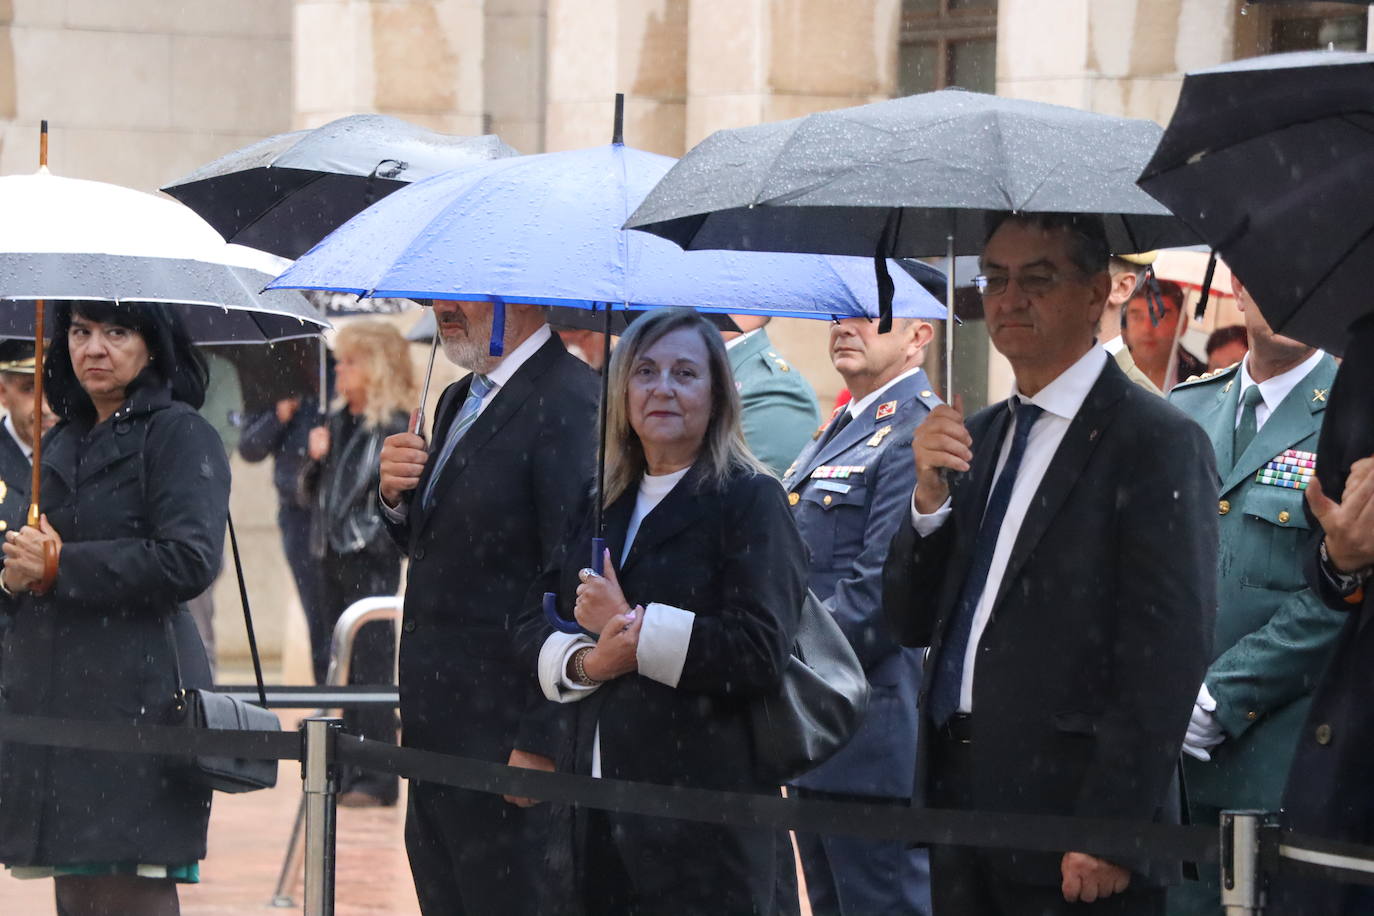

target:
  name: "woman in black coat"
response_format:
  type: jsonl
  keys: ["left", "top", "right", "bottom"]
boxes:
{"left": 304, "top": 319, "right": 412, "bottom": 806}
{"left": 518, "top": 308, "right": 807, "bottom": 915}
{"left": 0, "top": 301, "right": 229, "bottom": 916}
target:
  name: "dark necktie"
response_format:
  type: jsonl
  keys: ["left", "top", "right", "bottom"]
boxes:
{"left": 1233, "top": 384, "right": 1264, "bottom": 461}
{"left": 819, "top": 408, "right": 853, "bottom": 449}
{"left": 421, "top": 374, "right": 493, "bottom": 511}
{"left": 928, "top": 400, "right": 1045, "bottom": 727}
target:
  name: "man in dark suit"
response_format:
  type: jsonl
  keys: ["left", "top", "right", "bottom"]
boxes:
{"left": 378, "top": 300, "right": 599, "bottom": 915}
{"left": 882, "top": 212, "right": 1217, "bottom": 915}
{"left": 783, "top": 314, "right": 940, "bottom": 915}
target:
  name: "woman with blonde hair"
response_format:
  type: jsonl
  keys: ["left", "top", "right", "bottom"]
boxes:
{"left": 518, "top": 307, "right": 807, "bottom": 914}
{"left": 306, "top": 318, "right": 415, "bottom": 806}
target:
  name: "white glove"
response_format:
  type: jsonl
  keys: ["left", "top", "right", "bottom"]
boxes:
{"left": 1182, "top": 683, "right": 1225, "bottom": 762}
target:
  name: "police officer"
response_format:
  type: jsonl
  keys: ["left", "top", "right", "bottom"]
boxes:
{"left": 724, "top": 315, "right": 819, "bottom": 477}
{"left": 1166, "top": 272, "right": 1345, "bottom": 915}
{"left": 783, "top": 314, "right": 939, "bottom": 916}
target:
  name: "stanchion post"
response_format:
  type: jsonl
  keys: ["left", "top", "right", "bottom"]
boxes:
{"left": 302, "top": 717, "right": 342, "bottom": 916}
{"left": 1221, "top": 810, "right": 1275, "bottom": 915}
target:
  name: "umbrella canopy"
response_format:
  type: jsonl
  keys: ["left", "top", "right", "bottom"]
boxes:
{"left": 269, "top": 142, "right": 948, "bottom": 321}
{"left": 0, "top": 170, "right": 327, "bottom": 344}
{"left": 1138, "top": 50, "right": 1374, "bottom": 356}
{"left": 405, "top": 307, "right": 740, "bottom": 342}
{"left": 162, "top": 114, "right": 518, "bottom": 259}
{"left": 623, "top": 87, "right": 1195, "bottom": 258}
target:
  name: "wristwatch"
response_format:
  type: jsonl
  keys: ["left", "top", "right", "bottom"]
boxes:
{"left": 1319, "top": 539, "right": 1371, "bottom": 598}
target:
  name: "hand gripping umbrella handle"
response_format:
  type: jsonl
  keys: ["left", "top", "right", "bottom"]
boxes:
{"left": 30, "top": 540, "right": 57, "bottom": 597}
{"left": 542, "top": 539, "right": 610, "bottom": 635}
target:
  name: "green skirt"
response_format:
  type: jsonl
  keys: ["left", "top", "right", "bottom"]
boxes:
{"left": 7, "top": 862, "right": 200, "bottom": 883}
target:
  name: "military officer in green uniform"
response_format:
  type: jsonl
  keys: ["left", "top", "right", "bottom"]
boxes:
{"left": 1166, "top": 273, "right": 1345, "bottom": 915}
{"left": 724, "top": 315, "right": 819, "bottom": 476}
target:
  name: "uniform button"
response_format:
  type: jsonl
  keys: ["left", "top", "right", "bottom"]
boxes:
{"left": 1219, "top": 500, "right": 1231, "bottom": 515}
{"left": 921, "top": 390, "right": 933, "bottom": 398}
{"left": 0, "top": 520, "right": 6, "bottom": 532}
{"left": 1246, "top": 711, "right": 1258, "bottom": 721}
{"left": 1315, "top": 723, "right": 1333, "bottom": 745}
{"left": 403, "top": 620, "right": 416, "bottom": 634}
{"left": 1278, "top": 510, "right": 1291, "bottom": 524}
{"left": 788, "top": 493, "right": 800, "bottom": 507}
{"left": 413, "top": 547, "right": 426, "bottom": 561}
{"left": 822, "top": 495, "right": 833, "bottom": 506}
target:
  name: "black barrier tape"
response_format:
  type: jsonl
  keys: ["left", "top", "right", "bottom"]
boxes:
{"left": 17, "top": 708, "right": 1374, "bottom": 887}
{"left": 340, "top": 736, "right": 1218, "bottom": 865}
{"left": 0, "top": 712, "right": 299, "bottom": 761}
{"left": 1271, "top": 830, "right": 1374, "bottom": 889}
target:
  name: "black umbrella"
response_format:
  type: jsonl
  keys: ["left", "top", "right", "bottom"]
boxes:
{"left": 162, "top": 114, "right": 518, "bottom": 259}
{"left": 625, "top": 88, "right": 1197, "bottom": 396}
{"left": 1138, "top": 50, "right": 1374, "bottom": 356}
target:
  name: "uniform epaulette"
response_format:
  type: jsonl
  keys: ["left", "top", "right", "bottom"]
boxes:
{"left": 765, "top": 351, "right": 791, "bottom": 374}
{"left": 1172, "top": 361, "right": 1240, "bottom": 390}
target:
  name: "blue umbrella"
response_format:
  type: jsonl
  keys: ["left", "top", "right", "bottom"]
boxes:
{"left": 268, "top": 142, "right": 945, "bottom": 321}
{"left": 269, "top": 123, "right": 945, "bottom": 631}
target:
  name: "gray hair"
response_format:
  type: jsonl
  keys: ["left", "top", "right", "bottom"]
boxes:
{"left": 602, "top": 308, "right": 766, "bottom": 507}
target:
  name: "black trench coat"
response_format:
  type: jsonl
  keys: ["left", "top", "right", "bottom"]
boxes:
{"left": 0, "top": 381, "right": 230, "bottom": 867}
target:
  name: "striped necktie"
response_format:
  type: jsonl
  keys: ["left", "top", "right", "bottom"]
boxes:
{"left": 421, "top": 374, "right": 493, "bottom": 510}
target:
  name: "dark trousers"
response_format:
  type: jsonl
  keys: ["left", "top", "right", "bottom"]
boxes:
{"left": 406, "top": 780, "right": 547, "bottom": 916}
{"left": 279, "top": 503, "right": 319, "bottom": 633}
{"left": 317, "top": 547, "right": 400, "bottom": 802}
{"left": 794, "top": 789, "right": 932, "bottom": 916}
{"left": 929, "top": 719, "right": 1165, "bottom": 916}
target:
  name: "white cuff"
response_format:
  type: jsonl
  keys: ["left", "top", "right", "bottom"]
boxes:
{"left": 636, "top": 602, "right": 694, "bottom": 687}
{"left": 1197, "top": 682, "right": 1217, "bottom": 712}
{"left": 910, "top": 491, "right": 952, "bottom": 536}
{"left": 379, "top": 486, "right": 408, "bottom": 523}
{"left": 538, "top": 631, "right": 598, "bottom": 702}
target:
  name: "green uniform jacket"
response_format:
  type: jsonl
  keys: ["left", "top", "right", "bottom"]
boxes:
{"left": 1169, "top": 355, "right": 1345, "bottom": 810}
{"left": 728, "top": 328, "right": 819, "bottom": 477}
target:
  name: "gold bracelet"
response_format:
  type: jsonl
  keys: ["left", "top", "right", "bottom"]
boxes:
{"left": 571, "top": 647, "right": 601, "bottom": 687}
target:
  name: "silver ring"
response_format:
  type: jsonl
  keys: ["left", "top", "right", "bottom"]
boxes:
{"left": 578, "top": 567, "right": 597, "bottom": 583}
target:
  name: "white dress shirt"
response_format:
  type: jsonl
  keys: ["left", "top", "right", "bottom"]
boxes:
{"left": 911, "top": 345, "right": 1109, "bottom": 713}
{"left": 381, "top": 323, "right": 552, "bottom": 522}
{"left": 1234, "top": 349, "right": 1325, "bottom": 433}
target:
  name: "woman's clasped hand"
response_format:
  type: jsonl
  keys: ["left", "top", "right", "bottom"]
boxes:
{"left": 1, "top": 514, "right": 61, "bottom": 592}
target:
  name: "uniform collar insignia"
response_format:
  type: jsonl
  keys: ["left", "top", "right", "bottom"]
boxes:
{"left": 875, "top": 400, "right": 897, "bottom": 420}
{"left": 813, "top": 404, "right": 845, "bottom": 440}
{"left": 867, "top": 425, "right": 894, "bottom": 448}
{"left": 1313, "top": 388, "right": 1327, "bottom": 403}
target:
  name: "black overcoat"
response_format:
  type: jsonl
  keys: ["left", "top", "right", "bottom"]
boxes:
{"left": 516, "top": 461, "right": 808, "bottom": 914}
{"left": 0, "top": 381, "right": 229, "bottom": 866}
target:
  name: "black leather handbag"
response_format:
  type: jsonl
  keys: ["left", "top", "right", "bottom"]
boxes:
{"left": 166, "top": 515, "right": 280, "bottom": 793}
{"left": 749, "top": 590, "right": 870, "bottom": 784}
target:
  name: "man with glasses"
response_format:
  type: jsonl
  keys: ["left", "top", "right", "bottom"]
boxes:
{"left": 783, "top": 313, "right": 941, "bottom": 916}
{"left": 883, "top": 212, "right": 1216, "bottom": 915}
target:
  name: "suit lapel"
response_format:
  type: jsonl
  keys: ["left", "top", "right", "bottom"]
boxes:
{"left": 418, "top": 337, "right": 561, "bottom": 535}
{"left": 618, "top": 462, "right": 710, "bottom": 577}
{"left": 410, "top": 380, "right": 466, "bottom": 538}
{"left": 991, "top": 363, "right": 1127, "bottom": 613}
{"left": 1222, "top": 356, "right": 1337, "bottom": 494}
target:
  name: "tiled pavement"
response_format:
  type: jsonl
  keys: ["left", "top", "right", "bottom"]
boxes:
{"left": 0, "top": 711, "right": 420, "bottom": 915}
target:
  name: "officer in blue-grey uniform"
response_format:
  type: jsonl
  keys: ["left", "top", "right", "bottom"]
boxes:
{"left": 783, "top": 313, "right": 941, "bottom": 916}
{"left": 724, "top": 315, "right": 820, "bottom": 477}
{"left": 1165, "top": 272, "right": 1345, "bottom": 916}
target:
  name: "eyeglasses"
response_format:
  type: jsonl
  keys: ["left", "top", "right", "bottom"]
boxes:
{"left": 972, "top": 271, "right": 1077, "bottom": 298}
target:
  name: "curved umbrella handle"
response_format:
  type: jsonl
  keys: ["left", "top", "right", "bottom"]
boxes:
{"left": 591, "top": 537, "right": 605, "bottom": 576}
{"left": 543, "top": 591, "right": 582, "bottom": 635}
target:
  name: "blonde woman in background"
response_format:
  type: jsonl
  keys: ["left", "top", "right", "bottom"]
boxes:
{"left": 306, "top": 319, "right": 415, "bottom": 806}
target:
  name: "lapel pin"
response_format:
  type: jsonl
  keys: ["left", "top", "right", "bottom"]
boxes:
{"left": 1088, "top": 428, "right": 1099, "bottom": 441}
{"left": 1222, "top": 379, "right": 1234, "bottom": 393}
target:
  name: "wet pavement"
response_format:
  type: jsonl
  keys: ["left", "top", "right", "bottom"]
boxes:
{"left": 0, "top": 711, "right": 420, "bottom": 915}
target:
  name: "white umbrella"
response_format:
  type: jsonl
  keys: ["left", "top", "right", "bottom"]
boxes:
{"left": 0, "top": 168, "right": 327, "bottom": 344}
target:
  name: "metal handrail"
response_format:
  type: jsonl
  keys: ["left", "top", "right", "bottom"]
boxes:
{"left": 271, "top": 596, "right": 403, "bottom": 908}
